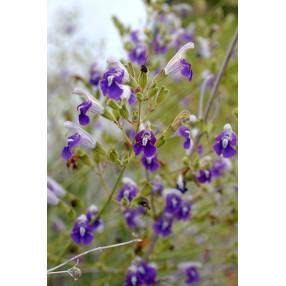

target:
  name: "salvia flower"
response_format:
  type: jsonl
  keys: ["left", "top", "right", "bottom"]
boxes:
{"left": 71, "top": 214, "right": 94, "bottom": 245}
{"left": 47, "top": 176, "right": 66, "bottom": 205}
{"left": 129, "top": 43, "right": 148, "bottom": 66}
{"left": 213, "top": 124, "right": 237, "bottom": 158}
{"left": 175, "top": 200, "right": 192, "bottom": 221}
{"left": 61, "top": 121, "right": 96, "bottom": 160}
{"left": 124, "top": 265, "right": 142, "bottom": 286}
{"left": 153, "top": 214, "right": 174, "bottom": 237}
{"left": 178, "top": 262, "right": 201, "bottom": 285}
{"left": 211, "top": 158, "right": 232, "bottom": 178}
{"left": 117, "top": 177, "right": 138, "bottom": 203}
{"left": 163, "top": 188, "right": 182, "bottom": 214}
{"left": 86, "top": 204, "right": 104, "bottom": 231}
{"left": 196, "top": 169, "right": 212, "bottom": 184}
{"left": 134, "top": 257, "right": 157, "bottom": 286}
{"left": 185, "top": 266, "right": 200, "bottom": 285}
{"left": 73, "top": 87, "right": 104, "bottom": 126}
{"left": 178, "top": 126, "right": 191, "bottom": 149}
{"left": 89, "top": 64, "right": 101, "bottom": 86}
{"left": 152, "top": 34, "right": 169, "bottom": 54}
{"left": 133, "top": 130, "right": 157, "bottom": 157}
{"left": 164, "top": 42, "right": 194, "bottom": 81}
{"left": 124, "top": 206, "right": 145, "bottom": 229}
{"left": 176, "top": 174, "right": 188, "bottom": 193}
{"left": 141, "top": 155, "right": 160, "bottom": 172}
{"left": 99, "top": 60, "right": 131, "bottom": 101}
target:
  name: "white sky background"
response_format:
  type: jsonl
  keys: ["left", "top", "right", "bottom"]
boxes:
{"left": 48, "top": 0, "right": 147, "bottom": 65}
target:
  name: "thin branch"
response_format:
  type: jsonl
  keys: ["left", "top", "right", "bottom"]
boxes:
{"left": 47, "top": 238, "right": 142, "bottom": 273}
{"left": 204, "top": 29, "right": 238, "bottom": 122}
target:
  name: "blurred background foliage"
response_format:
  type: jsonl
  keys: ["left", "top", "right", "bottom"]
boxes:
{"left": 48, "top": 0, "right": 237, "bottom": 285}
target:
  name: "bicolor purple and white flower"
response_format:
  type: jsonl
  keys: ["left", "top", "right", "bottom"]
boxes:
{"left": 47, "top": 176, "right": 66, "bottom": 205}
{"left": 61, "top": 121, "right": 96, "bottom": 160}
{"left": 211, "top": 158, "right": 232, "bottom": 177}
{"left": 129, "top": 43, "right": 148, "bottom": 66}
{"left": 178, "top": 262, "right": 201, "bottom": 285}
{"left": 70, "top": 214, "right": 94, "bottom": 245}
{"left": 99, "top": 60, "right": 131, "bottom": 101}
{"left": 163, "top": 188, "right": 182, "bottom": 214}
{"left": 117, "top": 177, "right": 138, "bottom": 203}
{"left": 196, "top": 169, "right": 212, "bottom": 184}
{"left": 141, "top": 155, "right": 160, "bottom": 172}
{"left": 86, "top": 204, "right": 104, "bottom": 232}
{"left": 213, "top": 124, "right": 237, "bottom": 158}
{"left": 123, "top": 206, "right": 145, "bottom": 229}
{"left": 133, "top": 129, "right": 157, "bottom": 157}
{"left": 178, "top": 126, "right": 191, "bottom": 149}
{"left": 73, "top": 87, "right": 104, "bottom": 126}
{"left": 164, "top": 42, "right": 194, "bottom": 81}
{"left": 153, "top": 214, "right": 173, "bottom": 237}
{"left": 175, "top": 200, "right": 192, "bottom": 221}
{"left": 124, "top": 258, "right": 157, "bottom": 286}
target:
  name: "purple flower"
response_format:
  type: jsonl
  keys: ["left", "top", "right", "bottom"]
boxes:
{"left": 178, "top": 126, "right": 191, "bottom": 149}
{"left": 185, "top": 266, "right": 200, "bottom": 285}
{"left": 99, "top": 61, "right": 131, "bottom": 101}
{"left": 73, "top": 87, "right": 104, "bottom": 126}
{"left": 163, "top": 189, "right": 182, "bottom": 214}
{"left": 178, "top": 262, "right": 201, "bottom": 285}
{"left": 129, "top": 44, "right": 147, "bottom": 66}
{"left": 128, "top": 92, "right": 137, "bottom": 105}
{"left": 176, "top": 174, "right": 188, "bottom": 193}
{"left": 134, "top": 258, "right": 157, "bottom": 285}
{"left": 124, "top": 265, "right": 142, "bottom": 286}
{"left": 133, "top": 130, "right": 157, "bottom": 157}
{"left": 196, "top": 169, "right": 212, "bottom": 184}
{"left": 47, "top": 177, "right": 66, "bottom": 205}
{"left": 153, "top": 214, "right": 173, "bottom": 237}
{"left": 175, "top": 200, "right": 192, "bottom": 221}
{"left": 130, "top": 30, "right": 140, "bottom": 44}
{"left": 86, "top": 205, "right": 104, "bottom": 231}
{"left": 125, "top": 258, "right": 157, "bottom": 286}
{"left": 124, "top": 206, "right": 145, "bottom": 229}
{"left": 71, "top": 215, "right": 94, "bottom": 245}
{"left": 89, "top": 64, "right": 101, "bottom": 86}
{"left": 164, "top": 42, "right": 194, "bottom": 81}
{"left": 152, "top": 34, "right": 168, "bottom": 54}
{"left": 141, "top": 155, "right": 160, "bottom": 172}
{"left": 61, "top": 121, "right": 96, "bottom": 160}
{"left": 117, "top": 177, "right": 138, "bottom": 203}
{"left": 213, "top": 124, "right": 237, "bottom": 158}
{"left": 211, "top": 158, "right": 232, "bottom": 178}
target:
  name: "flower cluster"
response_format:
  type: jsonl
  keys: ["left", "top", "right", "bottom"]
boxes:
{"left": 124, "top": 257, "right": 157, "bottom": 286}
{"left": 117, "top": 177, "right": 145, "bottom": 229}
{"left": 178, "top": 262, "right": 201, "bottom": 285}
{"left": 153, "top": 189, "right": 192, "bottom": 237}
{"left": 71, "top": 204, "right": 103, "bottom": 245}
{"left": 133, "top": 129, "right": 160, "bottom": 172}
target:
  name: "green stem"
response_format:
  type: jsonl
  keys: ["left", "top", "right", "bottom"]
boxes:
{"left": 204, "top": 29, "right": 238, "bottom": 122}
{"left": 96, "top": 164, "right": 127, "bottom": 219}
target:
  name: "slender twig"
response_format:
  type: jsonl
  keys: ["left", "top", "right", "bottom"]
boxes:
{"left": 95, "top": 164, "right": 127, "bottom": 220}
{"left": 47, "top": 238, "right": 142, "bottom": 273}
{"left": 204, "top": 29, "right": 238, "bottom": 122}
